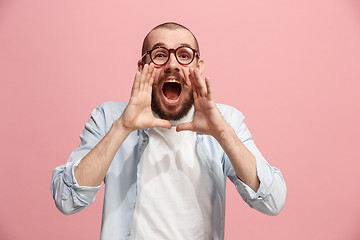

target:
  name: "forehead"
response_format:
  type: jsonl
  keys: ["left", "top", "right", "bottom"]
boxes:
{"left": 146, "top": 28, "right": 197, "bottom": 50}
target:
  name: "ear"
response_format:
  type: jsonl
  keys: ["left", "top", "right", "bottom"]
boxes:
{"left": 197, "top": 58, "right": 205, "bottom": 74}
{"left": 137, "top": 60, "right": 144, "bottom": 71}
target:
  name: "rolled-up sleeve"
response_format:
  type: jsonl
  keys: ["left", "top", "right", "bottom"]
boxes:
{"left": 225, "top": 107, "right": 286, "bottom": 216}
{"left": 51, "top": 106, "right": 105, "bottom": 215}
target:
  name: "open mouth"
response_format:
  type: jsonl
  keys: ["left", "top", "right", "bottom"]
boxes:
{"left": 162, "top": 80, "right": 182, "bottom": 103}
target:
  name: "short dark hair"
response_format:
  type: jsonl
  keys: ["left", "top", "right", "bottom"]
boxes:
{"left": 141, "top": 22, "right": 200, "bottom": 63}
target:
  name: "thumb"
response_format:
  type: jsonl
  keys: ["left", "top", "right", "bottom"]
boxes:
{"left": 176, "top": 122, "right": 194, "bottom": 132}
{"left": 152, "top": 119, "right": 172, "bottom": 129}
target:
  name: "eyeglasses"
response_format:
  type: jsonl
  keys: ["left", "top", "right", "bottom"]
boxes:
{"left": 142, "top": 46, "right": 199, "bottom": 66}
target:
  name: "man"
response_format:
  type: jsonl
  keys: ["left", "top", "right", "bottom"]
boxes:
{"left": 51, "top": 22, "right": 286, "bottom": 240}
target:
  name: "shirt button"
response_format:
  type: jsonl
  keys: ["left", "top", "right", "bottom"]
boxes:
{"left": 143, "top": 137, "right": 148, "bottom": 142}
{"left": 127, "top": 231, "right": 131, "bottom": 236}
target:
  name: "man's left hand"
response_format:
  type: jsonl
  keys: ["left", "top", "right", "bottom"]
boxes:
{"left": 176, "top": 68, "right": 230, "bottom": 139}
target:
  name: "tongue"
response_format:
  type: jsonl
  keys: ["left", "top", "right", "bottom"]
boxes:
{"left": 163, "top": 82, "right": 181, "bottom": 100}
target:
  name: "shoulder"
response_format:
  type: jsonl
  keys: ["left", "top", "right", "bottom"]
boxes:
{"left": 91, "top": 101, "right": 129, "bottom": 123}
{"left": 98, "top": 101, "right": 128, "bottom": 113}
{"left": 216, "top": 103, "right": 245, "bottom": 123}
{"left": 216, "top": 103, "right": 252, "bottom": 141}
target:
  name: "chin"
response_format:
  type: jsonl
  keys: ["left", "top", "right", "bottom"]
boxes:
{"left": 151, "top": 71, "right": 194, "bottom": 121}
{"left": 151, "top": 91, "right": 194, "bottom": 121}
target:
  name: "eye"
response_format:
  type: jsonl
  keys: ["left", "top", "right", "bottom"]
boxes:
{"left": 154, "top": 53, "right": 166, "bottom": 58}
{"left": 178, "top": 53, "right": 191, "bottom": 59}
{"left": 177, "top": 48, "right": 193, "bottom": 60}
{"left": 152, "top": 49, "right": 168, "bottom": 59}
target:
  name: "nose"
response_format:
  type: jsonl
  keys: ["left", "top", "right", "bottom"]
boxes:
{"left": 164, "top": 52, "right": 181, "bottom": 73}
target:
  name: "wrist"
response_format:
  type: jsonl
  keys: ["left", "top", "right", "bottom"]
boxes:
{"left": 113, "top": 117, "right": 134, "bottom": 136}
{"left": 214, "top": 124, "right": 236, "bottom": 144}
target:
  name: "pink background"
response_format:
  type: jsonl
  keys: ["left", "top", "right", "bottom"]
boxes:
{"left": 1, "top": 0, "right": 360, "bottom": 239}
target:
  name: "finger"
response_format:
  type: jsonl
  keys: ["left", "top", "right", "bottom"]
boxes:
{"left": 181, "top": 67, "right": 191, "bottom": 86}
{"left": 139, "top": 64, "right": 149, "bottom": 92}
{"left": 139, "top": 62, "right": 145, "bottom": 73}
{"left": 193, "top": 68, "right": 207, "bottom": 97}
{"left": 145, "top": 64, "right": 153, "bottom": 82}
{"left": 148, "top": 66, "right": 155, "bottom": 87}
{"left": 142, "top": 64, "right": 149, "bottom": 78}
{"left": 190, "top": 68, "right": 201, "bottom": 92}
{"left": 147, "top": 66, "right": 156, "bottom": 97}
{"left": 188, "top": 68, "right": 196, "bottom": 90}
{"left": 131, "top": 71, "right": 141, "bottom": 96}
{"left": 176, "top": 122, "right": 194, "bottom": 132}
{"left": 188, "top": 69, "right": 198, "bottom": 100}
{"left": 205, "top": 77, "right": 215, "bottom": 100}
{"left": 192, "top": 88, "right": 198, "bottom": 99}
{"left": 143, "top": 64, "right": 153, "bottom": 89}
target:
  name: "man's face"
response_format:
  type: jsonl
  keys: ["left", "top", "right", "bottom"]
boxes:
{"left": 141, "top": 28, "right": 204, "bottom": 121}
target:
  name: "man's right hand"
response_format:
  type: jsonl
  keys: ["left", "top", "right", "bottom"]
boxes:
{"left": 74, "top": 64, "right": 171, "bottom": 187}
{"left": 116, "top": 63, "right": 171, "bottom": 133}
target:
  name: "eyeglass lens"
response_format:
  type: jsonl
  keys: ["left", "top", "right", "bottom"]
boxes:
{"left": 150, "top": 47, "right": 194, "bottom": 66}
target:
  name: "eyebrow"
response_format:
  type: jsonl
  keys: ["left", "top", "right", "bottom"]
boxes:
{"left": 150, "top": 42, "right": 194, "bottom": 50}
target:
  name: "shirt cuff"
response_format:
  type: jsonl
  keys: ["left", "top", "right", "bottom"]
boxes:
{"left": 234, "top": 159, "right": 274, "bottom": 201}
{"left": 61, "top": 159, "right": 101, "bottom": 207}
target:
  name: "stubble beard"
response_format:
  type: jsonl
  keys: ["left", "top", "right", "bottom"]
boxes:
{"left": 151, "top": 75, "right": 194, "bottom": 121}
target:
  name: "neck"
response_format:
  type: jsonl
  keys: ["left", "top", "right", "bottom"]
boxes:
{"left": 153, "top": 105, "right": 194, "bottom": 127}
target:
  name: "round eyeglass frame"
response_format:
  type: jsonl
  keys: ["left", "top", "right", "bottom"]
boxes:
{"left": 142, "top": 46, "right": 200, "bottom": 66}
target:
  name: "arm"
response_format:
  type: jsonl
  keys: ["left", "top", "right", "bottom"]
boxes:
{"left": 176, "top": 68, "right": 259, "bottom": 190}
{"left": 75, "top": 64, "right": 170, "bottom": 187}
{"left": 51, "top": 64, "right": 171, "bottom": 214}
{"left": 224, "top": 109, "right": 286, "bottom": 216}
{"left": 216, "top": 124, "right": 260, "bottom": 191}
{"left": 177, "top": 68, "right": 286, "bottom": 215}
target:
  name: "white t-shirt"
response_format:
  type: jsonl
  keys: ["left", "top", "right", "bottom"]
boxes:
{"left": 130, "top": 108, "right": 215, "bottom": 240}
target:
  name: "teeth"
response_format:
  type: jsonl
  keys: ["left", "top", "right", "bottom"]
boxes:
{"left": 165, "top": 79, "right": 180, "bottom": 84}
